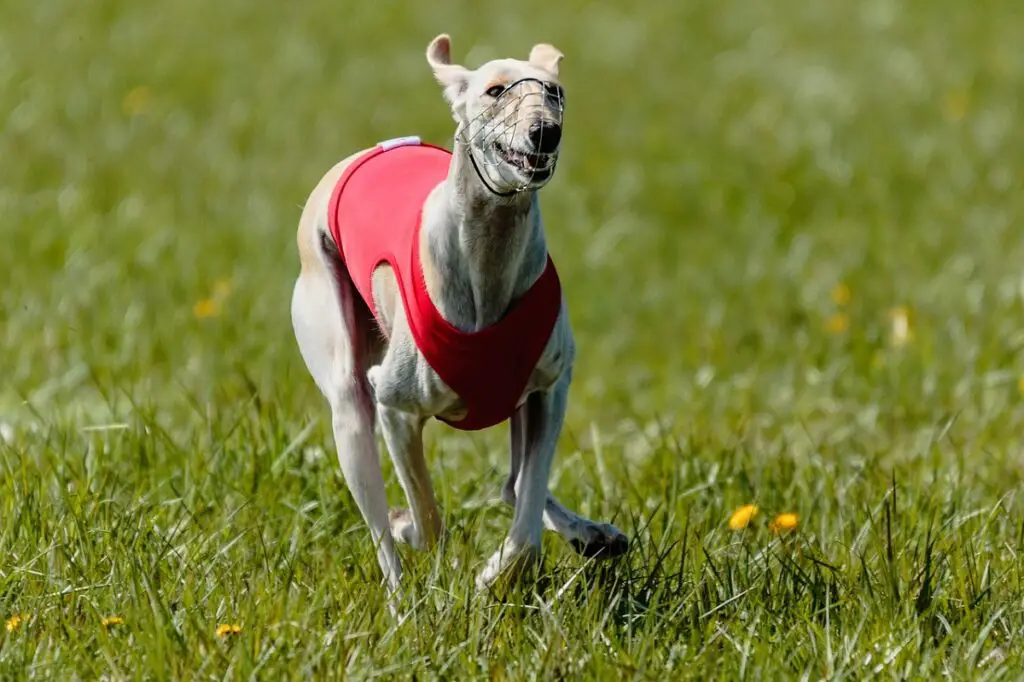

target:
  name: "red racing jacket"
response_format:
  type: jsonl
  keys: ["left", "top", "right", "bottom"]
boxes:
{"left": 326, "top": 137, "right": 562, "bottom": 431}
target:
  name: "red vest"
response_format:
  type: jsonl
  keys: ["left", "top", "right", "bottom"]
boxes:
{"left": 326, "top": 138, "right": 562, "bottom": 431}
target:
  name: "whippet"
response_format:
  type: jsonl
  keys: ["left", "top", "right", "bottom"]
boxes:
{"left": 290, "top": 34, "right": 628, "bottom": 598}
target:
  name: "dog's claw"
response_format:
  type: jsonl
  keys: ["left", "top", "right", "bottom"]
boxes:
{"left": 569, "top": 523, "right": 629, "bottom": 559}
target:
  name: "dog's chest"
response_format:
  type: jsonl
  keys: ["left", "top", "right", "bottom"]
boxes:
{"left": 431, "top": 317, "right": 569, "bottom": 424}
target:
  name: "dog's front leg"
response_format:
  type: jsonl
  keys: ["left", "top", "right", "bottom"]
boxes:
{"left": 505, "top": 403, "right": 629, "bottom": 562}
{"left": 477, "top": 376, "right": 568, "bottom": 589}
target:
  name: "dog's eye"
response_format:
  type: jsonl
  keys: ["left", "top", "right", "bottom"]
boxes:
{"left": 485, "top": 84, "right": 506, "bottom": 98}
{"left": 544, "top": 83, "right": 564, "bottom": 105}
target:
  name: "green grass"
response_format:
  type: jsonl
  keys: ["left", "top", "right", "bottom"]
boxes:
{"left": 4, "top": 0, "right": 1024, "bottom": 678}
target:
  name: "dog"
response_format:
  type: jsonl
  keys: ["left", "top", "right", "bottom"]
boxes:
{"left": 290, "top": 34, "right": 628, "bottom": 598}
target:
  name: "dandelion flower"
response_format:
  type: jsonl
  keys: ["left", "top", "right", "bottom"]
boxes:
{"left": 825, "top": 313, "right": 849, "bottom": 335}
{"left": 770, "top": 513, "right": 800, "bottom": 533}
{"left": 193, "top": 298, "right": 221, "bottom": 319}
{"left": 216, "top": 623, "right": 242, "bottom": 638}
{"left": 728, "top": 504, "right": 759, "bottom": 530}
{"left": 5, "top": 614, "right": 23, "bottom": 632}
{"left": 830, "top": 283, "right": 851, "bottom": 306}
{"left": 101, "top": 615, "right": 124, "bottom": 628}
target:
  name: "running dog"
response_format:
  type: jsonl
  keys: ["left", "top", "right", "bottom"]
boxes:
{"left": 290, "top": 34, "right": 628, "bottom": 598}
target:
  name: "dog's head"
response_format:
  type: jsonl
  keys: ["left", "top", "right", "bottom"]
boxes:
{"left": 426, "top": 34, "right": 565, "bottom": 195}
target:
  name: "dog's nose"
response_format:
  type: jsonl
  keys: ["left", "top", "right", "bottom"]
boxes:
{"left": 528, "top": 121, "right": 561, "bottom": 154}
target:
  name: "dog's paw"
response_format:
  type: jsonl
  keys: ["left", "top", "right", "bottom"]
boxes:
{"left": 475, "top": 539, "right": 541, "bottom": 591}
{"left": 569, "top": 522, "right": 629, "bottom": 559}
{"left": 389, "top": 508, "right": 421, "bottom": 549}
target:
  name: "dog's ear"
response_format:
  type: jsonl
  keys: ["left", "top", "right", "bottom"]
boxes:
{"left": 426, "top": 34, "right": 470, "bottom": 104}
{"left": 528, "top": 43, "right": 564, "bottom": 76}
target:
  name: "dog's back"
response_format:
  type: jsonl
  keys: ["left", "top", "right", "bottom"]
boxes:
{"left": 327, "top": 140, "right": 450, "bottom": 322}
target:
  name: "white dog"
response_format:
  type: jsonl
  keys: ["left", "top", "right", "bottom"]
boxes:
{"left": 290, "top": 34, "right": 628, "bottom": 598}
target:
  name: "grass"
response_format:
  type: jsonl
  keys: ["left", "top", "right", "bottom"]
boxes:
{"left": 3, "top": 0, "right": 1024, "bottom": 678}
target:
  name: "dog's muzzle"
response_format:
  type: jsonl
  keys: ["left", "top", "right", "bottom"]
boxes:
{"left": 460, "top": 78, "right": 565, "bottom": 196}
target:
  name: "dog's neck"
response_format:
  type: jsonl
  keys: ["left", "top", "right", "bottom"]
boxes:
{"left": 422, "top": 137, "right": 549, "bottom": 331}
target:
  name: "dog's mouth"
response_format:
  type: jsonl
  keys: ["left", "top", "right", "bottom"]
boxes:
{"left": 494, "top": 142, "right": 555, "bottom": 179}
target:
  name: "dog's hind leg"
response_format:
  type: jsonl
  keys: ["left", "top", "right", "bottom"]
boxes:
{"left": 505, "top": 400, "right": 628, "bottom": 560}
{"left": 503, "top": 414, "right": 523, "bottom": 507}
{"left": 540, "top": 494, "right": 629, "bottom": 559}
{"left": 291, "top": 252, "right": 402, "bottom": 595}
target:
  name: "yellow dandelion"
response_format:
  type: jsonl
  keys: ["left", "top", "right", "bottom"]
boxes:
{"left": 193, "top": 278, "right": 233, "bottom": 319}
{"left": 942, "top": 89, "right": 969, "bottom": 122}
{"left": 770, "top": 513, "right": 800, "bottom": 533}
{"left": 890, "top": 306, "right": 913, "bottom": 347}
{"left": 122, "top": 86, "right": 151, "bottom": 117}
{"left": 825, "top": 313, "right": 849, "bottom": 335}
{"left": 216, "top": 623, "right": 242, "bottom": 638}
{"left": 728, "top": 504, "right": 759, "bottom": 530}
{"left": 193, "top": 298, "right": 221, "bottom": 319}
{"left": 101, "top": 615, "right": 124, "bottom": 628}
{"left": 5, "top": 614, "right": 23, "bottom": 632}
{"left": 830, "top": 283, "right": 851, "bottom": 306}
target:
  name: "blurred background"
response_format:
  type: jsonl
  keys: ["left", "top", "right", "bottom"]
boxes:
{"left": 5, "top": 1, "right": 1024, "bottom": 434}
{"left": 3, "top": 0, "right": 1024, "bottom": 430}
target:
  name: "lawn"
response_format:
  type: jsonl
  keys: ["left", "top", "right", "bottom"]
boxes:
{"left": 3, "top": 0, "right": 1024, "bottom": 678}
